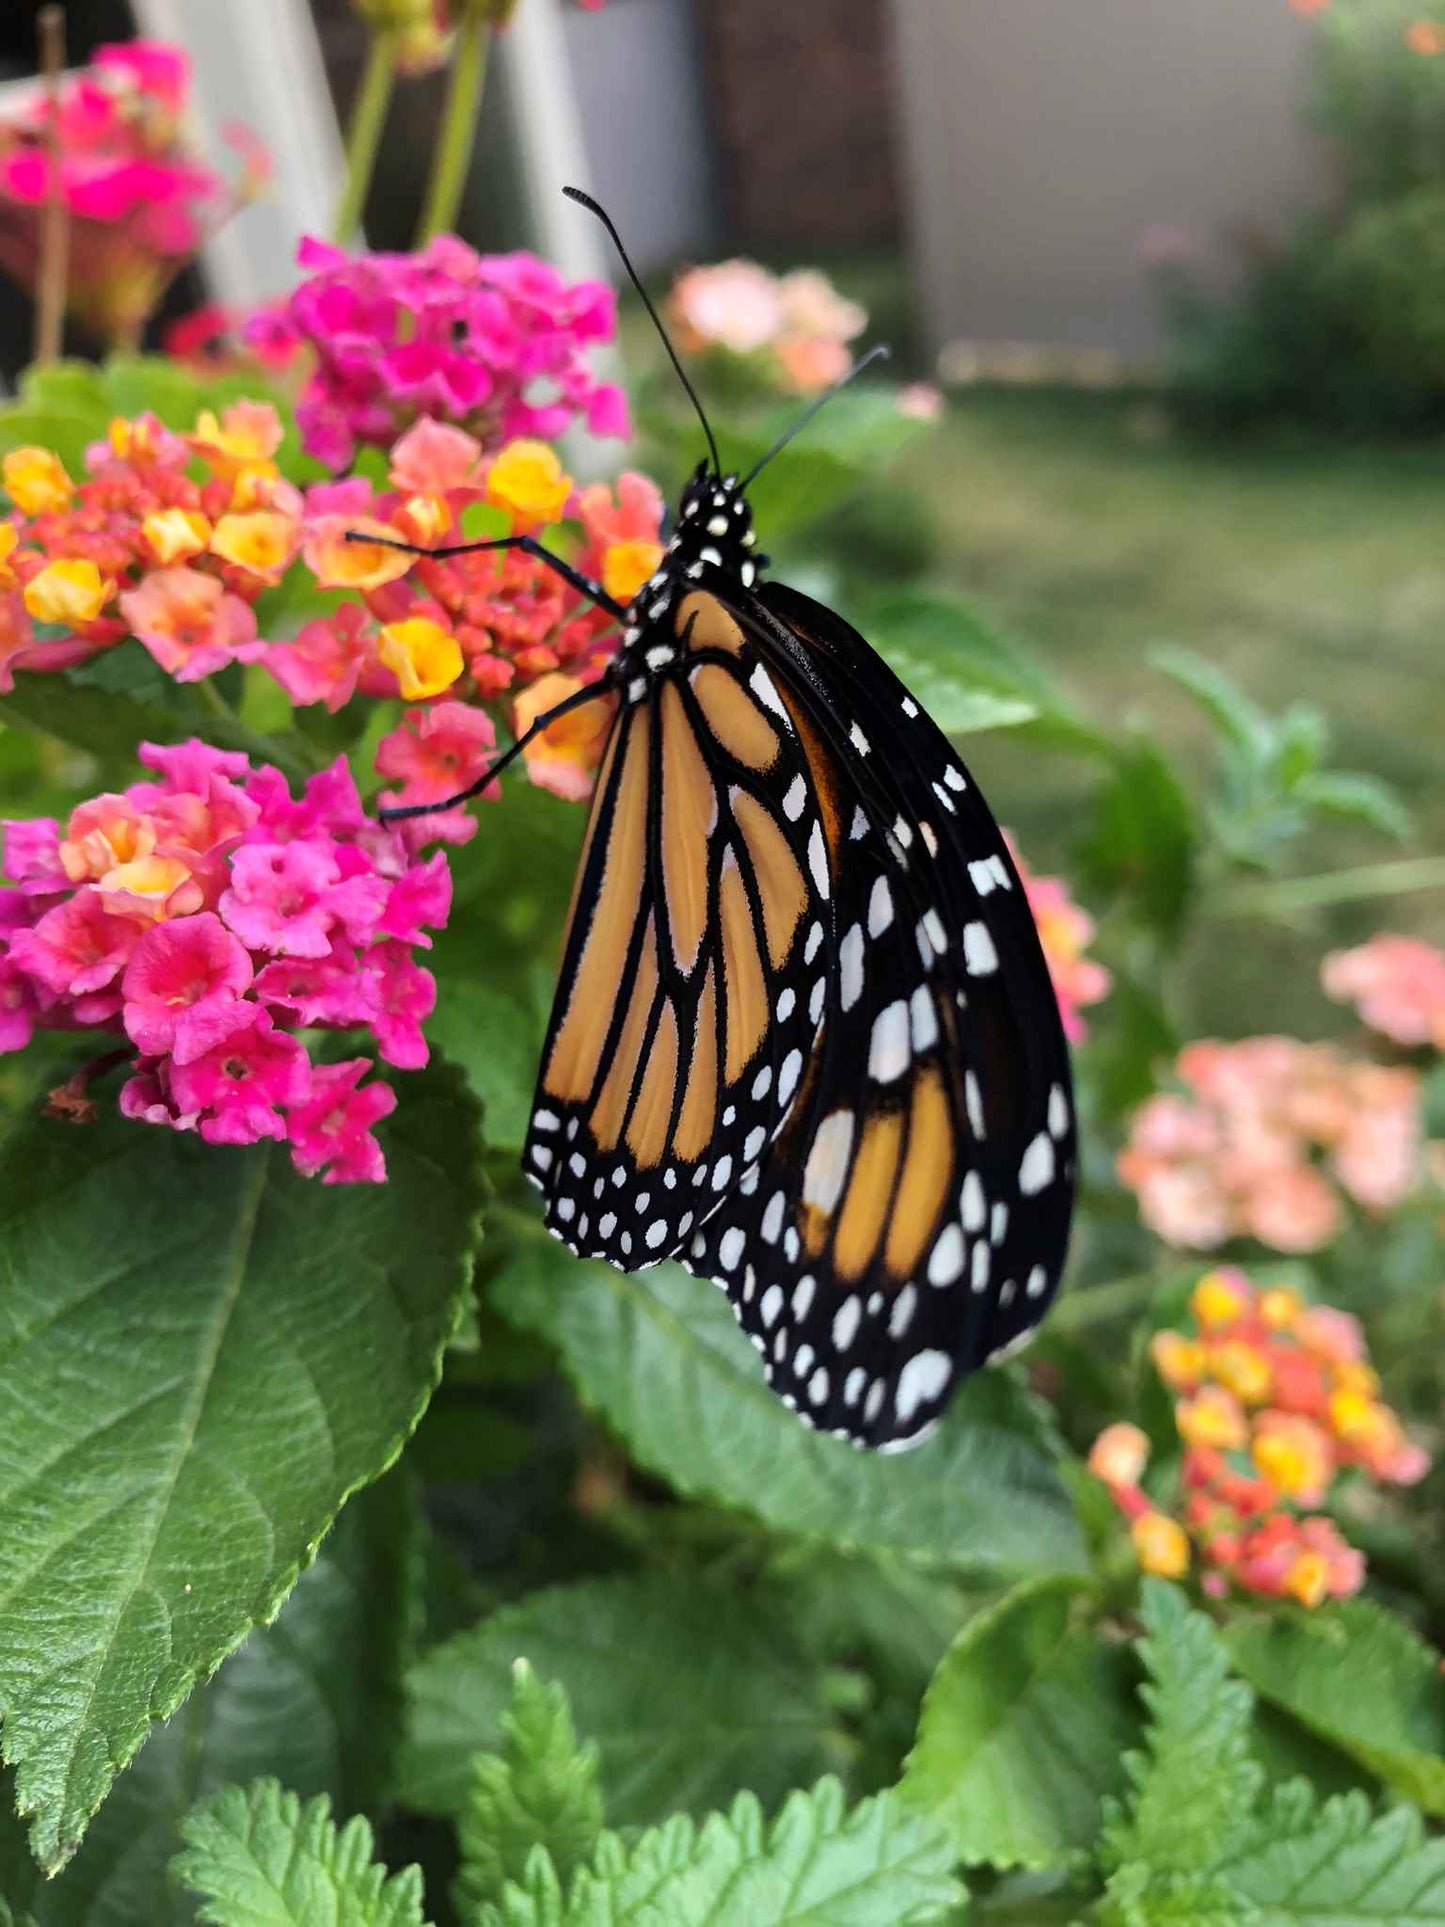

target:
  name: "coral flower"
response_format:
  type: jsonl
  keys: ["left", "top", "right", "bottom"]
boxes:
{"left": 1322, "top": 934, "right": 1445, "bottom": 1051}
{"left": 119, "top": 566, "right": 261, "bottom": 680}
{"left": 374, "top": 700, "right": 497, "bottom": 809}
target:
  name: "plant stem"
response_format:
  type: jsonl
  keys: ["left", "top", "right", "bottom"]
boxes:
{"left": 417, "top": 6, "right": 491, "bottom": 242}
{"left": 34, "top": 5, "right": 70, "bottom": 365}
{"left": 1225, "top": 855, "right": 1445, "bottom": 920}
{"left": 1045, "top": 1270, "right": 1162, "bottom": 1334}
{"left": 333, "top": 26, "right": 399, "bottom": 245}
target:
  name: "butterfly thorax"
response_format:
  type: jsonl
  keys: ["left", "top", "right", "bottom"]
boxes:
{"left": 618, "top": 468, "right": 762, "bottom": 667}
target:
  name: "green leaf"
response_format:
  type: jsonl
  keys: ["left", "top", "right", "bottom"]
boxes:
{"left": 900, "top": 1575, "right": 1139, "bottom": 1870}
{"left": 733, "top": 388, "right": 929, "bottom": 541}
{"left": 1098, "top": 1862, "right": 1251, "bottom": 1927}
{"left": 1101, "top": 1581, "right": 1261, "bottom": 1880}
{"left": 1150, "top": 649, "right": 1270, "bottom": 758}
{"left": 477, "top": 1779, "right": 962, "bottom": 1927}
{"left": 487, "top": 1200, "right": 1085, "bottom": 1576}
{"left": 16, "top": 361, "right": 109, "bottom": 420}
{"left": 1226, "top": 1601, "right": 1445, "bottom": 1817}
{"left": 400, "top": 1571, "right": 841, "bottom": 1826}
{"left": 428, "top": 784, "right": 584, "bottom": 1150}
{"left": 453, "top": 1663, "right": 604, "bottom": 1922}
{"left": 1075, "top": 738, "right": 1197, "bottom": 943}
{"left": 0, "top": 1474, "right": 421, "bottom": 1924}
{"left": 1291, "top": 771, "right": 1413, "bottom": 841}
{"left": 173, "top": 1781, "right": 429, "bottom": 1927}
{"left": 0, "top": 411, "right": 103, "bottom": 480}
{"left": 1224, "top": 1782, "right": 1445, "bottom": 1923}
{"left": 0, "top": 1059, "right": 481, "bottom": 1871}
{"left": 0, "top": 661, "right": 188, "bottom": 766}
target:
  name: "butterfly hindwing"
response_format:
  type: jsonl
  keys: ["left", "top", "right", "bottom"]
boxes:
{"left": 682, "top": 581, "right": 1076, "bottom": 1449}
{"left": 522, "top": 591, "right": 829, "bottom": 1267}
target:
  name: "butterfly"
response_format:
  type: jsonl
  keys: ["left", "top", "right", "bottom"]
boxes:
{"left": 373, "top": 187, "right": 1076, "bottom": 1452}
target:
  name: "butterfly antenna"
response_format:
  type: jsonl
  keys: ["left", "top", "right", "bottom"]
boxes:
{"left": 740, "top": 343, "right": 891, "bottom": 488}
{"left": 563, "top": 183, "right": 722, "bottom": 477}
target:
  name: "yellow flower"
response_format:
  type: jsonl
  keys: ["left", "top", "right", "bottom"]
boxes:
{"left": 3, "top": 446, "right": 73, "bottom": 515}
{"left": 210, "top": 511, "right": 296, "bottom": 581}
{"left": 1252, "top": 1413, "right": 1333, "bottom": 1504}
{"left": 1259, "top": 1286, "right": 1303, "bottom": 1331}
{"left": 602, "top": 538, "right": 664, "bottom": 606}
{"left": 142, "top": 508, "right": 212, "bottom": 566}
{"left": 0, "top": 525, "right": 18, "bottom": 588}
{"left": 1190, "top": 1268, "right": 1251, "bottom": 1332}
{"left": 107, "top": 415, "right": 166, "bottom": 463}
{"left": 190, "top": 401, "right": 284, "bottom": 478}
{"left": 23, "top": 558, "right": 113, "bottom": 627}
{"left": 1331, "top": 1360, "right": 1380, "bottom": 1403}
{"left": 1150, "top": 1330, "right": 1205, "bottom": 1392}
{"left": 378, "top": 617, "right": 464, "bottom": 700}
{"left": 1284, "top": 1551, "right": 1331, "bottom": 1609}
{"left": 1131, "top": 1511, "right": 1190, "bottom": 1578}
{"left": 486, "top": 440, "right": 572, "bottom": 529}
{"left": 1209, "top": 1339, "right": 1272, "bottom": 1406}
{"left": 1176, "top": 1384, "right": 1248, "bottom": 1452}
{"left": 1087, "top": 1421, "right": 1150, "bottom": 1489}
{"left": 98, "top": 853, "right": 196, "bottom": 920}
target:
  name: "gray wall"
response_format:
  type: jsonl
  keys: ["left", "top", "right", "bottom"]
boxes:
{"left": 891, "top": 0, "right": 1332, "bottom": 364}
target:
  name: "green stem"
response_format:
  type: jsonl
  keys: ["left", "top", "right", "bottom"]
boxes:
{"left": 333, "top": 27, "right": 400, "bottom": 245}
{"left": 1046, "top": 1270, "right": 1163, "bottom": 1334}
{"left": 417, "top": 7, "right": 491, "bottom": 241}
{"left": 1224, "top": 855, "right": 1445, "bottom": 920}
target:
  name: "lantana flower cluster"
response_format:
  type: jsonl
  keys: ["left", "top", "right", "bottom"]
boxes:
{"left": 1118, "top": 1034, "right": 1422, "bottom": 1252}
{"left": 668, "top": 258, "right": 870, "bottom": 397}
{"left": 1323, "top": 932, "right": 1445, "bottom": 1052}
{"left": 0, "top": 41, "right": 268, "bottom": 347}
{"left": 1090, "top": 1267, "right": 1428, "bottom": 1606}
{"left": 0, "top": 401, "right": 303, "bottom": 690}
{"left": 0, "top": 740, "right": 451, "bottom": 1182}
{"left": 254, "top": 235, "right": 629, "bottom": 471}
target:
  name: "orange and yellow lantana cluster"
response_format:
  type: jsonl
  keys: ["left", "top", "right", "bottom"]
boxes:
{"left": 1090, "top": 1267, "right": 1428, "bottom": 1606}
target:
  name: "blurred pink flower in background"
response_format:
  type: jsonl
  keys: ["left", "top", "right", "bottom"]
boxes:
{"left": 668, "top": 257, "right": 870, "bottom": 396}
{"left": 1322, "top": 934, "right": 1445, "bottom": 1050}
{"left": 0, "top": 42, "right": 269, "bottom": 347}
{"left": 1008, "top": 836, "right": 1112, "bottom": 1042}
{"left": 1119, "top": 1035, "right": 1424, "bottom": 1251}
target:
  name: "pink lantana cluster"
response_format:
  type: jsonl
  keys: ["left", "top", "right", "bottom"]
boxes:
{"left": 0, "top": 401, "right": 301, "bottom": 692}
{"left": 0, "top": 741, "right": 451, "bottom": 1182}
{"left": 1118, "top": 1036, "right": 1422, "bottom": 1251}
{"left": 0, "top": 41, "right": 268, "bottom": 346}
{"left": 669, "top": 259, "right": 868, "bottom": 396}
{"left": 255, "top": 235, "right": 629, "bottom": 471}
{"left": 1323, "top": 933, "right": 1445, "bottom": 1053}
{"left": 1090, "top": 1268, "right": 1427, "bottom": 1606}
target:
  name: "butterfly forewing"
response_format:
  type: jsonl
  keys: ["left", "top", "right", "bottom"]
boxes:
{"left": 522, "top": 592, "right": 830, "bottom": 1268}
{"left": 683, "top": 582, "right": 1076, "bottom": 1449}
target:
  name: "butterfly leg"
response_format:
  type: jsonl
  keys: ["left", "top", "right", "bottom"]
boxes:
{"left": 345, "top": 529, "right": 629, "bottom": 622}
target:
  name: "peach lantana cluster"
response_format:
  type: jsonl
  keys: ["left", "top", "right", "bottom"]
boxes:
{"left": 1007, "top": 837, "right": 1112, "bottom": 1043}
{"left": 0, "top": 402, "right": 303, "bottom": 690}
{"left": 1118, "top": 1036, "right": 1422, "bottom": 1252}
{"left": 1323, "top": 933, "right": 1445, "bottom": 1053}
{"left": 668, "top": 259, "right": 868, "bottom": 397}
{"left": 1090, "top": 1268, "right": 1428, "bottom": 1605}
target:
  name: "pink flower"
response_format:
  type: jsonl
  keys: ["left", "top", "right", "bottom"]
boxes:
{"left": 220, "top": 841, "right": 387, "bottom": 959}
{"left": 9, "top": 889, "right": 139, "bottom": 995}
{"left": 897, "top": 382, "right": 944, "bottom": 421}
{"left": 374, "top": 700, "right": 497, "bottom": 811}
{"left": 254, "top": 947, "right": 376, "bottom": 1028}
{"left": 1007, "top": 839, "right": 1112, "bottom": 1042}
{"left": 2, "top": 816, "right": 63, "bottom": 888}
{"left": 287, "top": 1057, "right": 396, "bottom": 1183}
{"left": 671, "top": 260, "right": 784, "bottom": 354}
{"left": 0, "top": 958, "right": 38, "bottom": 1052}
{"left": 378, "top": 854, "right": 452, "bottom": 949}
{"left": 120, "top": 911, "right": 255, "bottom": 1063}
{"left": 388, "top": 416, "right": 484, "bottom": 496}
{"left": 119, "top": 567, "right": 263, "bottom": 682}
{"left": 1322, "top": 935, "right": 1445, "bottom": 1051}
{"left": 264, "top": 604, "right": 378, "bottom": 712}
{"left": 369, "top": 941, "right": 435, "bottom": 1070}
{"left": 168, "top": 1013, "right": 311, "bottom": 1145}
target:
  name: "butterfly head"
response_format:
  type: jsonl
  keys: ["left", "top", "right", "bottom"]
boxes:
{"left": 663, "top": 463, "right": 761, "bottom": 592}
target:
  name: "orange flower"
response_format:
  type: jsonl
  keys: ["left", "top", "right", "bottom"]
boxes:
{"left": 1150, "top": 1329, "right": 1206, "bottom": 1392}
{"left": 602, "top": 539, "right": 664, "bottom": 606}
{"left": 189, "top": 400, "right": 284, "bottom": 478}
{"left": 1131, "top": 1510, "right": 1190, "bottom": 1578}
{"left": 0, "top": 525, "right": 18, "bottom": 589}
{"left": 514, "top": 672, "right": 615, "bottom": 802}
{"left": 1289, "top": 0, "right": 1329, "bottom": 14}
{"left": 1088, "top": 1421, "right": 1150, "bottom": 1489}
{"left": 1407, "top": 20, "right": 1445, "bottom": 53}
{"left": 304, "top": 515, "right": 416, "bottom": 592}
{"left": 486, "top": 440, "right": 572, "bottom": 530}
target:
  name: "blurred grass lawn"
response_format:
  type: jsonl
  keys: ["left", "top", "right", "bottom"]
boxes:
{"left": 904, "top": 388, "right": 1445, "bottom": 1035}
